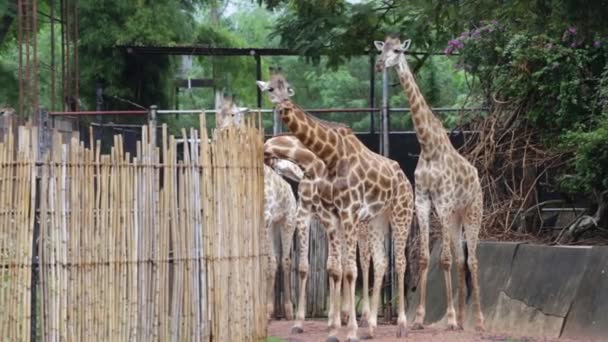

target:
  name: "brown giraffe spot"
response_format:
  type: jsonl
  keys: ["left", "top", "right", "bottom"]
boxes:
{"left": 418, "top": 126, "right": 428, "bottom": 139}
{"left": 317, "top": 128, "right": 327, "bottom": 142}
{"left": 318, "top": 144, "right": 333, "bottom": 161}
{"left": 328, "top": 132, "right": 337, "bottom": 146}
{"left": 379, "top": 175, "right": 391, "bottom": 189}
{"left": 367, "top": 168, "right": 379, "bottom": 182}
{"left": 348, "top": 172, "right": 360, "bottom": 187}
{"left": 365, "top": 187, "right": 380, "bottom": 202}
{"left": 411, "top": 101, "right": 420, "bottom": 113}
{"left": 341, "top": 195, "right": 352, "bottom": 208}
{"left": 294, "top": 149, "right": 313, "bottom": 165}
{"left": 355, "top": 165, "right": 366, "bottom": 179}
{"left": 311, "top": 140, "right": 324, "bottom": 153}
{"left": 333, "top": 177, "right": 348, "bottom": 192}
{"left": 359, "top": 156, "right": 370, "bottom": 170}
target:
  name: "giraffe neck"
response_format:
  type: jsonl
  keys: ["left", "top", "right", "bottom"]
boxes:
{"left": 396, "top": 57, "right": 448, "bottom": 155}
{"left": 279, "top": 101, "right": 344, "bottom": 168}
{"left": 265, "top": 141, "right": 327, "bottom": 180}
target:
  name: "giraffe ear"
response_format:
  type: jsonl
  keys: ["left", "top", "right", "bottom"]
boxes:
{"left": 287, "top": 87, "right": 295, "bottom": 97}
{"left": 400, "top": 39, "right": 411, "bottom": 51}
{"left": 374, "top": 41, "right": 385, "bottom": 51}
{"left": 256, "top": 81, "right": 269, "bottom": 91}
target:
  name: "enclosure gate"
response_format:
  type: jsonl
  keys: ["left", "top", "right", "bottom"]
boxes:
{"left": 0, "top": 117, "right": 267, "bottom": 341}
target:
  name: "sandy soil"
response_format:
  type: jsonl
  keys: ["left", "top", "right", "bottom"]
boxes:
{"left": 268, "top": 319, "right": 593, "bottom": 342}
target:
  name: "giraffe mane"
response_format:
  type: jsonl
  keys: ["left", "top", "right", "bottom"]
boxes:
{"left": 290, "top": 102, "right": 352, "bottom": 132}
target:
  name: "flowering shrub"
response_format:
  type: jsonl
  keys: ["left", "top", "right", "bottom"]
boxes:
{"left": 446, "top": 23, "right": 608, "bottom": 193}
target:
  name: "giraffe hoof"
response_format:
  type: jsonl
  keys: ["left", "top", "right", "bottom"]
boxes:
{"left": 396, "top": 325, "right": 408, "bottom": 338}
{"left": 446, "top": 323, "right": 459, "bottom": 331}
{"left": 359, "top": 317, "right": 368, "bottom": 328}
{"left": 340, "top": 313, "right": 349, "bottom": 325}
{"left": 411, "top": 322, "right": 424, "bottom": 330}
{"left": 291, "top": 326, "right": 304, "bottom": 334}
{"left": 326, "top": 337, "right": 340, "bottom": 342}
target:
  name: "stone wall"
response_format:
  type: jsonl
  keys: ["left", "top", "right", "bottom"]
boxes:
{"left": 406, "top": 241, "right": 608, "bottom": 340}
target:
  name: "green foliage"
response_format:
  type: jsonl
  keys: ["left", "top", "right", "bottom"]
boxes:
{"left": 78, "top": 0, "right": 198, "bottom": 113}
{"left": 446, "top": 14, "right": 608, "bottom": 194}
{"left": 454, "top": 24, "right": 605, "bottom": 136}
{"left": 561, "top": 114, "right": 608, "bottom": 193}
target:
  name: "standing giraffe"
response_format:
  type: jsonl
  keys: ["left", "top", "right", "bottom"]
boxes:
{"left": 266, "top": 133, "right": 381, "bottom": 335}
{"left": 216, "top": 96, "right": 299, "bottom": 321}
{"left": 265, "top": 134, "right": 341, "bottom": 334}
{"left": 257, "top": 71, "right": 414, "bottom": 341}
{"left": 375, "top": 36, "right": 485, "bottom": 331}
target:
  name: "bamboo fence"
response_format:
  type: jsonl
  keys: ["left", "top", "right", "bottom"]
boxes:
{"left": 1, "top": 113, "right": 267, "bottom": 341}
{"left": 0, "top": 125, "right": 37, "bottom": 342}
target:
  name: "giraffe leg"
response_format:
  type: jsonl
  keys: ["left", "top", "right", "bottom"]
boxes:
{"left": 341, "top": 218, "right": 360, "bottom": 342}
{"left": 391, "top": 201, "right": 413, "bottom": 338}
{"left": 358, "top": 226, "right": 372, "bottom": 328}
{"left": 340, "top": 268, "right": 351, "bottom": 325}
{"left": 412, "top": 189, "right": 431, "bottom": 330}
{"left": 449, "top": 223, "right": 467, "bottom": 330}
{"left": 326, "top": 228, "right": 343, "bottom": 338}
{"left": 464, "top": 195, "right": 485, "bottom": 331}
{"left": 267, "top": 225, "right": 278, "bottom": 321}
{"left": 292, "top": 205, "right": 310, "bottom": 333}
{"left": 437, "top": 211, "right": 459, "bottom": 330}
{"left": 365, "top": 218, "right": 388, "bottom": 340}
{"left": 281, "top": 216, "right": 296, "bottom": 321}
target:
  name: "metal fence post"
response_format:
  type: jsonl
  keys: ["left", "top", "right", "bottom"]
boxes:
{"left": 149, "top": 105, "right": 157, "bottom": 146}
{"left": 369, "top": 53, "right": 375, "bottom": 134}
{"left": 381, "top": 68, "right": 390, "bottom": 157}
{"left": 273, "top": 107, "right": 282, "bottom": 135}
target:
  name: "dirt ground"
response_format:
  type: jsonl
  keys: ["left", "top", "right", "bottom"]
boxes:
{"left": 268, "top": 319, "right": 593, "bottom": 342}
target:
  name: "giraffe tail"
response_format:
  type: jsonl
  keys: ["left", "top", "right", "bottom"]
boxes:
{"left": 463, "top": 241, "right": 473, "bottom": 303}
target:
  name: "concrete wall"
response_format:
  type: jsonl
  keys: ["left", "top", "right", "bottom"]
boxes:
{"left": 406, "top": 241, "right": 608, "bottom": 340}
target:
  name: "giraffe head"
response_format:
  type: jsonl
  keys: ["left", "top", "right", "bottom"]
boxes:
{"left": 271, "top": 159, "right": 304, "bottom": 183}
{"left": 374, "top": 36, "right": 411, "bottom": 72}
{"left": 256, "top": 67, "right": 295, "bottom": 104}
{"left": 216, "top": 94, "right": 248, "bottom": 129}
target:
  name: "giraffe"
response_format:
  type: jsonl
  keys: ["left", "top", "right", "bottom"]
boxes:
{"left": 266, "top": 122, "right": 374, "bottom": 331}
{"left": 374, "top": 36, "right": 485, "bottom": 331}
{"left": 265, "top": 134, "right": 378, "bottom": 336}
{"left": 216, "top": 95, "right": 299, "bottom": 321}
{"left": 257, "top": 71, "right": 414, "bottom": 341}
{"left": 263, "top": 164, "right": 298, "bottom": 321}
{"left": 265, "top": 135, "right": 340, "bottom": 334}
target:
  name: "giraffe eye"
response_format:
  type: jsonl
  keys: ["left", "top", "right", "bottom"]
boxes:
{"left": 268, "top": 87, "right": 274, "bottom": 92}
{"left": 393, "top": 49, "right": 402, "bottom": 53}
